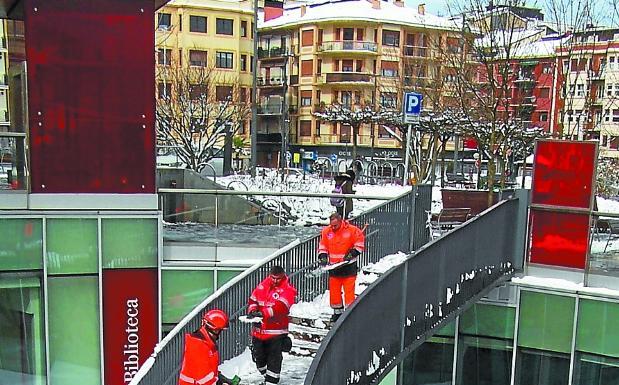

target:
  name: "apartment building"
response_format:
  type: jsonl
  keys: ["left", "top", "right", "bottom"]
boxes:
{"left": 154, "top": 0, "right": 255, "bottom": 141}
{"left": 257, "top": 0, "right": 464, "bottom": 167}
{"left": 555, "top": 27, "right": 619, "bottom": 158}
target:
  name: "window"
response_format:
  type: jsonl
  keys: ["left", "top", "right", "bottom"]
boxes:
{"left": 158, "top": 82, "right": 171, "bottom": 99}
{"left": 577, "top": 84, "right": 584, "bottom": 97}
{"left": 301, "top": 29, "right": 314, "bottom": 46}
{"left": 189, "top": 50, "right": 208, "bottom": 67}
{"left": 539, "top": 112, "right": 548, "bottom": 122}
{"left": 608, "top": 83, "right": 614, "bottom": 96}
{"left": 613, "top": 110, "right": 619, "bottom": 123}
{"left": 158, "top": 13, "right": 171, "bottom": 30}
{"left": 605, "top": 109, "right": 611, "bottom": 122}
{"left": 562, "top": 60, "right": 569, "bottom": 74}
{"left": 610, "top": 56, "right": 616, "bottom": 69}
{"left": 542, "top": 63, "right": 552, "bottom": 74}
{"left": 382, "top": 30, "right": 400, "bottom": 46}
{"left": 380, "top": 92, "right": 397, "bottom": 108}
{"left": 341, "top": 91, "right": 352, "bottom": 106}
{"left": 189, "top": 84, "right": 208, "bottom": 100}
{"left": 178, "top": 48, "right": 183, "bottom": 66}
{"left": 356, "top": 60, "right": 363, "bottom": 72}
{"left": 179, "top": 14, "right": 183, "bottom": 31}
{"left": 250, "top": 55, "right": 254, "bottom": 72}
{"left": 615, "top": 84, "right": 619, "bottom": 97}
{"left": 300, "top": 120, "right": 312, "bottom": 136}
{"left": 240, "top": 54, "right": 247, "bottom": 71}
{"left": 240, "top": 87, "right": 247, "bottom": 102}
{"left": 216, "top": 52, "right": 234, "bottom": 69}
{"left": 300, "top": 90, "right": 312, "bottom": 106}
{"left": 357, "top": 28, "right": 364, "bottom": 41}
{"left": 317, "top": 59, "right": 322, "bottom": 75}
{"left": 381, "top": 61, "right": 398, "bottom": 77}
{"left": 241, "top": 20, "right": 248, "bottom": 37}
{"left": 316, "top": 121, "right": 321, "bottom": 136}
{"left": 216, "top": 18, "right": 234, "bottom": 35}
{"left": 342, "top": 60, "right": 354, "bottom": 72}
{"left": 301, "top": 60, "right": 313, "bottom": 76}
{"left": 190, "top": 15, "right": 207, "bottom": 33}
{"left": 216, "top": 86, "right": 233, "bottom": 101}
{"left": 157, "top": 48, "right": 171, "bottom": 65}
{"left": 343, "top": 28, "right": 354, "bottom": 41}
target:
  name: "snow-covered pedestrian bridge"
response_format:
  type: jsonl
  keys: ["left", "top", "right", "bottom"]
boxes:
{"left": 130, "top": 187, "right": 528, "bottom": 385}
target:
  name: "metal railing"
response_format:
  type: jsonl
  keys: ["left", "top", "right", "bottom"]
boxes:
{"left": 305, "top": 195, "right": 528, "bottom": 385}
{"left": 131, "top": 186, "right": 431, "bottom": 385}
{"left": 318, "top": 41, "right": 378, "bottom": 53}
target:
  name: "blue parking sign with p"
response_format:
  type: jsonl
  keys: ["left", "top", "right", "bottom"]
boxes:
{"left": 403, "top": 92, "right": 422, "bottom": 123}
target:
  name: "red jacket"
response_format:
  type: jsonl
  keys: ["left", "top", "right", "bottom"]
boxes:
{"left": 178, "top": 327, "right": 219, "bottom": 385}
{"left": 247, "top": 275, "right": 297, "bottom": 340}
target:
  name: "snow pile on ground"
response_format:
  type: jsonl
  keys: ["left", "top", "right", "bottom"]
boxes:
{"left": 216, "top": 171, "right": 411, "bottom": 225}
{"left": 598, "top": 197, "right": 619, "bottom": 214}
{"left": 289, "top": 293, "right": 331, "bottom": 320}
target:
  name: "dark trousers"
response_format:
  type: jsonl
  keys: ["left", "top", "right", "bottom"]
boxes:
{"left": 251, "top": 335, "right": 285, "bottom": 384}
{"left": 336, "top": 203, "right": 352, "bottom": 219}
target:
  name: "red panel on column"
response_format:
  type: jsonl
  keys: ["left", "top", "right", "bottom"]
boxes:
{"left": 25, "top": 0, "right": 155, "bottom": 193}
{"left": 529, "top": 210, "right": 590, "bottom": 269}
{"left": 103, "top": 268, "right": 158, "bottom": 385}
{"left": 531, "top": 140, "right": 597, "bottom": 209}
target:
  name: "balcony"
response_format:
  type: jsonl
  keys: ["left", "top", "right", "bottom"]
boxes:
{"left": 257, "top": 76, "right": 285, "bottom": 88}
{"left": 257, "top": 102, "right": 284, "bottom": 115}
{"left": 257, "top": 46, "right": 288, "bottom": 60}
{"left": 317, "top": 41, "right": 378, "bottom": 54}
{"left": 322, "top": 72, "right": 374, "bottom": 85}
{"left": 403, "top": 45, "right": 428, "bottom": 58}
{"left": 514, "top": 73, "right": 536, "bottom": 83}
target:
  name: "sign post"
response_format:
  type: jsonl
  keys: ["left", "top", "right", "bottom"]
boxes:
{"left": 403, "top": 92, "right": 422, "bottom": 185}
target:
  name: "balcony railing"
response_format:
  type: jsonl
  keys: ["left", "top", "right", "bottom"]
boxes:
{"left": 257, "top": 76, "right": 284, "bottom": 87}
{"left": 403, "top": 45, "right": 428, "bottom": 57}
{"left": 0, "top": 132, "right": 28, "bottom": 191}
{"left": 257, "top": 46, "right": 287, "bottom": 59}
{"left": 257, "top": 103, "right": 284, "bottom": 115}
{"left": 318, "top": 41, "right": 378, "bottom": 53}
{"left": 324, "top": 72, "right": 373, "bottom": 83}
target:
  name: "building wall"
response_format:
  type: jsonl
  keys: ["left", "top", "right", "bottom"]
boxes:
{"left": 399, "top": 286, "right": 619, "bottom": 385}
{"left": 257, "top": 6, "right": 463, "bottom": 164}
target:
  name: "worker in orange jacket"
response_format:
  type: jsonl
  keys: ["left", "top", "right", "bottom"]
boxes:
{"left": 178, "top": 309, "right": 237, "bottom": 385}
{"left": 318, "top": 212, "right": 366, "bottom": 322}
{"left": 247, "top": 265, "right": 297, "bottom": 385}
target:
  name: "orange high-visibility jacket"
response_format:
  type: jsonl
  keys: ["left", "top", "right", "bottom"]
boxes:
{"left": 178, "top": 328, "right": 219, "bottom": 385}
{"left": 318, "top": 221, "right": 365, "bottom": 263}
{"left": 247, "top": 275, "right": 297, "bottom": 340}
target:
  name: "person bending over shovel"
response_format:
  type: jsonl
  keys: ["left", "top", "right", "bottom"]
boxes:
{"left": 318, "top": 212, "right": 366, "bottom": 323}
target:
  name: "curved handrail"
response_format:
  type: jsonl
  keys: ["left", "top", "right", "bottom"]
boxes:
{"left": 304, "top": 198, "right": 525, "bottom": 385}
{"left": 131, "top": 187, "right": 428, "bottom": 385}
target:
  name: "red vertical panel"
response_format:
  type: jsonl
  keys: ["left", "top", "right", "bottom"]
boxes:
{"left": 531, "top": 141, "right": 596, "bottom": 209}
{"left": 103, "top": 268, "right": 158, "bottom": 385}
{"left": 529, "top": 210, "right": 590, "bottom": 269}
{"left": 25, "top": 0, "right": 155, "bottom": 193}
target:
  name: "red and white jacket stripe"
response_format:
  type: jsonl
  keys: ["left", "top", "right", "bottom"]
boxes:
{"left": 247, "top": 275, "right": 297, "bottom": 340}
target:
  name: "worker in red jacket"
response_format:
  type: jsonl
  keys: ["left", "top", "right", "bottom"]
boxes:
{"left": 318, "top": 212, "right": 366, "bottom": 322}
{"left": 247, "top": 265, "right": 297, "bottom": 384}
{"left": 178, "top": 309, "right": 237, "bottom": 385}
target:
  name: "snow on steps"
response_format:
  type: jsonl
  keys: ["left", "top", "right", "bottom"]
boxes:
{"left": 288, "top": 252, "right": 408, "bottom": 357}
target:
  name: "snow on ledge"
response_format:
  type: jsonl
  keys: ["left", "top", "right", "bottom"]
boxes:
{"left": 512, "top": 275, "right": 619, "bottom": 299}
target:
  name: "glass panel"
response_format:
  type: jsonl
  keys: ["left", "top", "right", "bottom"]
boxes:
{"left": 101, "top": 218, "right": 157, "bottom": 268}
{"left": 518, "top": 291, "right": 575, "bottom": 353}
{"left": 459, "top": 304, "right": 515, "bottom": 339}
{"left": 0, "top": 134, "right": 28, "bottom": 190}
{"left": 588, "top": 214, "right": 619, "bottom": 276}
{"left": 435, "top": 320, "right": 456, "bottom": 337}
{"left": 46, "top": 219, "right": 98, "bottom": 275}
{"left": 456, "top": 336, "right": 512, "bottom": 385}
{"left": 514, "top": 348, "right": 570, "bottom": 385}
{"left": 402, "top": 338, "right": 454, "bottom": 385}
{"left": 162, "top": 270, "right": 214, "bottom": 324}
{"left": 0, "top": 273, "right": 46, "bottom": 385}
{"left": 0, "top": 218, "right": 43, "bottom": 271}
{"left": 573, "top": 352, "right": 619, "bottom": 385}
{"left": 48, "top": 276, "right": 101, "bottom": 385}
{"left": 576, "top": 299, "right": 619, "bottom": 358}
{"left": 216, "top": 270, "right": 241, "bottom": 289}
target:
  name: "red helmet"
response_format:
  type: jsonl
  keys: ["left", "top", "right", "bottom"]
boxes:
{"left": 202, "top": 309, "right": 229, "bottom": 333}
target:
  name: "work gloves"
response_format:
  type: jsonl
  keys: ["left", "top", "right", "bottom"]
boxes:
{"left": 344, "top": 249, "right": 360, "bottom": 261}
{"left": 318, "top": 253, "right": 328, "bottom": 266}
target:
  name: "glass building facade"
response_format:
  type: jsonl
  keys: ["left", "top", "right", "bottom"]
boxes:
{"left": 0, "top": 214, "right": 249, "bottom": 385}
{"left": 399, "top": 289, "right": 619, "bottom": 385}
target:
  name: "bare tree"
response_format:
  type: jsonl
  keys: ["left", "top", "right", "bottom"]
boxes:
{"left": 156, "top": 64, "right": 250, "bottom": 173}
{"left": 313, "top": 103, "right": 384, "bottom": 161}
